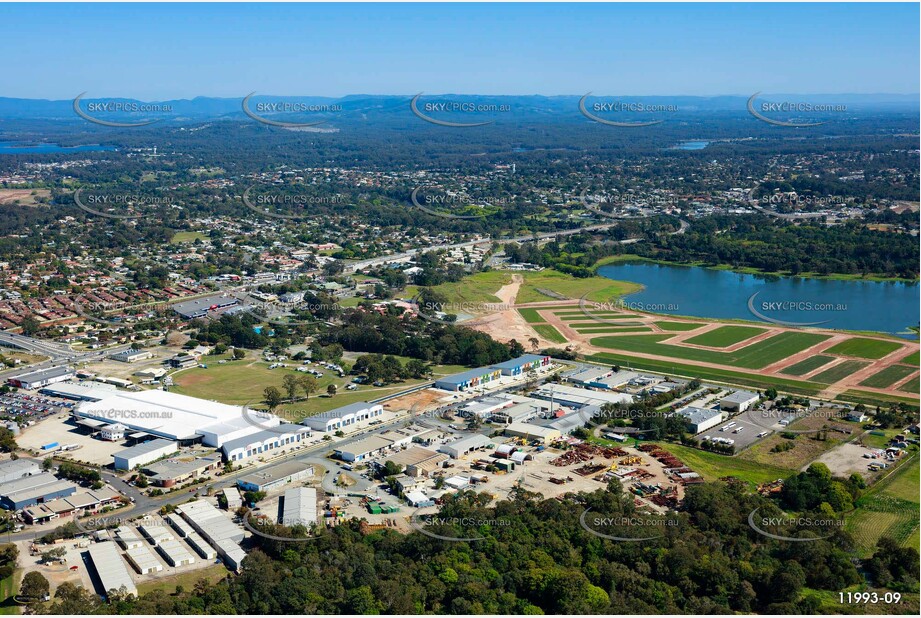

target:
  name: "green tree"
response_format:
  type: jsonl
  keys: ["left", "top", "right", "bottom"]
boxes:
{"left": 263, "top": 386, "right": 283, "bottom": 410}
{"left": 20, "top": 571, "right": 50, "bottom": 600}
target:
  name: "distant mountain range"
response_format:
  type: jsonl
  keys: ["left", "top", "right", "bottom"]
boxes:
{"left": 0, "top": 93, "right": 916, "bottom": 122}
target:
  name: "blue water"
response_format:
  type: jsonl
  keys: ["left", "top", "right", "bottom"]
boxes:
{"left": 0, "top": 142, "right": 116, "bottom": 154}
{"left": 674, "top": 141, "right": 710, "bottom": 150}
{"left": 598, "top": 262, "right": 919, "bottom": 338}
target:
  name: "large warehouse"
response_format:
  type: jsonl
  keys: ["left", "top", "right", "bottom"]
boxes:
{"left": 88, "top": 541, "right": 137, "bottom": 598}
{"left": 6, "top": 366, "right": 74, "bottom": 389}
{"left": 76, "top": 389, "right": 280, "bottom": 447}
{"left": 0, "top": 458, "right": 41, "bottom": 484}
{"left": 674, "top": 406, "right": 724, "bottom": 434}
{"left": 300, "top": 402, "right": 384, "bottom": 432}
{"left": 0, "top": 472, "right": 77, "bottom": 510}
{"left": 112, "top": 439, "right": 179, "bottom": 471}
{"left": 282, "top": 487, "right": 317, "bottom": 527}
{"left": 531, "top": 383, "right": 633, "bottom": 408}
{"left": 221, "top": 424, "right": 312, "bottom": 462}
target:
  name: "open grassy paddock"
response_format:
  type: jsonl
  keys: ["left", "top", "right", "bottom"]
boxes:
{"left": 683, "top": 325, "right": 767, "bottom": 347}
{"left": 825, "top": 337, "right": 905, "bottom": 360}
{"left": 780, "top": 355, "right": 836, "bottom": 376}
{"left": 845, "top": 456, "right": 919, "bottom": 557}
{"left": 859, "top": 365, "right": 918, "bottom": 389}
{"left": 810, "top": 360, "right": 871, "bottom": 384}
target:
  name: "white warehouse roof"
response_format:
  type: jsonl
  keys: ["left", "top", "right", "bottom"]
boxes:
{"left": 88, "top": 542, "right": 137, "bottom": 597}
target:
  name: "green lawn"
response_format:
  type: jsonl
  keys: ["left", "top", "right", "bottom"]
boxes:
{"left": 589, "top": 331, "right": 830, "bottom": 370}
{"left": 901, "top": 350, "right": 920, "bottom": 366}
{"left": 137, "top": 564, "right": 228, "bottom": 596}
{"left": 573, "top": 321, "right": 646, "bottom": 331}
{"left": 837, "top": 389, "right": 919, "bottom": 407}
{"left": 859, "top": 365, "right": 918, "bottom": 389}
{"left": 558, "top": 313, "right": 635, "bottom": 321}
{"left": 584, "top": 351, "right": 823, "bottom": 396}
{"left": 683, "top": 325, "right": 767, "bottom": 347}
{"left": 517, "top": 308, "right": 546, "bottom": 324}
{"left": 427, "top": 271, "right": 507, "bottom": 305}
{"left": 824, "top": 338, "right": 905, "bottom": 360}
{"left": 573, "top": 327, "right": 653, "bottom": 334}
{"left": 532, "top": 323, "right": 567, "bottom": 344}
{"left": 779, "top": 355, "right": 835, "bottom": 376}
{"left": 810, "top": 360, "right": 871, "bottom": 384}
{"left": 661, "top": 443, "right": 791, "bottom": 486}
{"left": 655, "top": 321, "right": 704, "bottom": 332}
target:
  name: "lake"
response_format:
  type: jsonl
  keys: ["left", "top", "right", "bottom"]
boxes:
{"left": 598, "top": 262, "right": 919, "bottom": 338}
{"left": 0, "top": 142, "right": 116, "bottom": 154}
{"left": 673, "top": 141, "right": 710, "bottom": 150}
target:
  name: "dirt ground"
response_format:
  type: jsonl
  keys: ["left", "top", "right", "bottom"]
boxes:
{"left": 811, "top": 441, "right": 884, "bottom": 480}
{"left": 0, "top": 188, "right": 50, "bottom": 206}
{"left": 17, "top": 414, "right": 126, "bottom": 466}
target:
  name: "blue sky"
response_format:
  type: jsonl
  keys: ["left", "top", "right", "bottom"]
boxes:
{"left": 1, "top": 3, "right": 917, "bottom": 99}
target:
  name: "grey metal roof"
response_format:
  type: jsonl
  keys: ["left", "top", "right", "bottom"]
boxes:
{"left": 220, "top": 424, "right": 309, "bottom": 454}
{"left": 88, "top": 541, "right": 137, "bottom": 597}
{"left": 282, "top": 486, "right": 317, "bottom": 527}
{"left": 113, "top": 439, "right": 178, "bottom": 461}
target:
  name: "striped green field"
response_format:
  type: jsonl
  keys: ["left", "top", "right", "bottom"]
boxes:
{"left": 584, "top": 352, "right": 823, "bottom": 396}
{"left": 517, "top": 308, "right": 546, "bottom": 324}
{"left": 898, "top": 376, "right": 919, "bottom": 394}
{"left": 901, "top": 350, "right": 920, "bottom": 366}
{"left": 859, "top": 365, "right": 918, "bottom": 389}
{"left": 532, "top": 323, "right": 567, "bottom": 344}
{"left": 589, "top": 331, "right": 830, "bottom": 370}
{"left": 810, "top": 360, "right": 871, "bottom": 384}
{"left": 655, "top": 321, "right": 704, "bottom": 332}
{"left": 825, "top": 337, "right": 904, "bottom": 360}
{"left": 780, "top": 355, "right": 835, "bottom": 376}
{"left": 683, "top": 325, "right": 767, "bottom": 347}
{"left": 573, "top": 327, "right": 653, "bottom": 334}
{"left": 572, "top": 321, "right": 646, "bottom": 331}
{"left": 555, "top": 312, "right": 636, "bottom": 320}
{"left": 837, "top": 389, "right": 920, "bottom": 407}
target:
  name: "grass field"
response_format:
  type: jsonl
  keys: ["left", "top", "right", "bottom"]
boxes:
{"left": 683, "top": 325, "right": 767, "bottom": 347}
{"left": 780, "top": 355, "right": 835, "bottom": 376}
{"left": 810, "top": 360, "right": 871, "bottom": 384}
{"left": 837, "top": 389, "right": 920, "bottom": 407}
{"left": 846, "top": 456, "right": 919, "bottom": 557}
{"left": 738, "top": 414, "right": 849, "bottom": 470}
{"left": 137, "top": 564, "right": 228, "bottom": 596}
{"left": 898, "top": 376, "right": 919, "bottom": 394}
{"left": 517, "top": 308, "right": 546, "bottom": 324}
{"left": 171, "top": 355, "right": 441, "bottom": 417}
{"left": 661, "top": 443, "right": 791, "bottom": 486}
{"left": 514, "top": 271, "right": 642, "bottom": 304}
{"left": 427, "top": 271, "right": 506, "bottom": 305}
{"left": 589, "top": 331, "right": 829, "bottom": 370}
{"left": 0, "top": 571, "right": 17, "bottom": 615}
{"left": 171, "top": 231, "right": 208, "bottom": 244}
{"left": 532, "top": 323, "right": 567, "bottom": 344}
{"left": 572, "top": 327, "right": 653, "bottom": 334}
{"left": 901, "top": 351, "right": 920, "bottom": 366}
{"left": 585, "top": 352, "right": 823, "bottom": 396}
{"left": 859, "top": 365, "right": 918, "bottom": 389}
{"left": 655, "top": 321, "right": 704, "bottom": 332}
{"left": 824, "top": 337, "right": 904, "bottom": 360}
{"left": 554, "top": 313, "right": 635, "bottom": 320}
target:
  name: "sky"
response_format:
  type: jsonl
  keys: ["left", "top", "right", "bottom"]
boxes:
{"left": 1, "top": 2, "right": 918, "bottom": 99}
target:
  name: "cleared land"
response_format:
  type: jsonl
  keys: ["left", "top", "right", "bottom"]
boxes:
{"left": 810, "top": 360, "right": 871, "bottom": 384}
{"left": 824, "top": 337, "right": 904, "bottom": 360}
{"left": 738, "top": 414, "right": 856, "bottom": 471}
{"left": 859, "top": 365, "right": 918, "bottom": 389}
{"left": 660, "top": 443, "right": 790, "bottom": 486}
{"left": 683, "top": 325, "right": 767, "bottom": 347}
{"left": 589, "top": 332, "right": 830, "bottom": 370}
{"left": 780, "top": 355, "right": 835, "bottom": 376}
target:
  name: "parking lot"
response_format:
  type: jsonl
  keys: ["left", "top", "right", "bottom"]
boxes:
{"left": 703, "top": 416, "right": 767, "bottom": 451}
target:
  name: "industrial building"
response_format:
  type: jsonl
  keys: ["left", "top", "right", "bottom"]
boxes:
{"left": 88, "top": 541, "right": 137, "bottom": 598}
{"left": 299, "top": 401, "right": 384, "bottom": 432}
{"left": 125, "top": 544, "right": 163, "bottom": 575}
{"left": 531, "top": 383, "right": 634, "bottom": 409}
{"left": 434, "top": 354, "right": 552, "bottom": 391}
{"left": 112, "top": 439, "right": 179, "bottom": 471}
{"left": 282, "top": 486, "right": 317, "bottom": 527}
{"left": 6, "top": 366, "right": 74, "bottom": 389}
{"left": 0, "top": 472, "right": 76, "bottom": 510}
{"left": 564, "top": 365, "right": 614, "bottom": 388}
{"left": 177, "top": 501, "right": 247, "bottom": 572}
{"left": 236, "top": 461, "right": 314, "bottom": 493}
{"left": 78, "top": 389, "right": 279, "bottom": 447}
{"left": 99, "top": 423, "right": 128, "bottom": 441}
{"left": 379, "top": 446, "right": 449, "bottom": 477}
{"left": 720, "top": 390, "right": 760, "bottom": 413}
{"left": 438, "top": 434, "right": 491, "bottom": 459}
{"left": 220, "top": 424, "right": 312, "bottom": 462}
{"left": 143, "top": 454, "right": 222, "bottom": 487}
{"left": 503, "top": 422, "right": 562, "bottom": 444}
{"left": 434, "top": 366, "right": 502, "bottom": 392}
{"left": 39, "top": 381, "right": 117, "bottom": 401}
{"left": 333, "top": 435, "right": 394, "bottom": 462}
{"left": 674, "top": 406, "right": 725, "bottom": 434}
{"left": 166, "top": 514, "right": 217, "bottom": 560}
{"left": 109, "top": 349, "right": 153, "bottom": 363}
{"left": 172, "top": 294, "right": 239, "bottom": 319}
{"left": 23, "top": 486, "right": 121, "bottom": 523}
{"left": 0, "top": 458, "right": 40, "bottom": 484}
